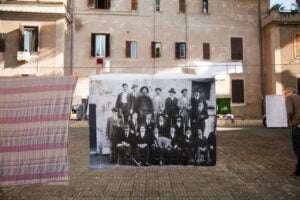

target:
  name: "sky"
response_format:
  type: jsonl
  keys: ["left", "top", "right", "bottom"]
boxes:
{"left": 270, "top": 0, "right": 297, "bottom": 9}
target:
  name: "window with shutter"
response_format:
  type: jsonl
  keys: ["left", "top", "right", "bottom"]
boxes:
{"left": 131, "top": 0, "right": 137, "bottom": 10}
{"left": 95, "top": 0, "right": 110, "bottom": 9}
{"left": 179, "top": 0, "right": 185, "bottom": 13}
{"left": 151, "top": 41, "right": 161, "bottom": 58}
{"left": 231, "top": 79, "right": 244, "bottom": 103}
{"left": 231, "top": 37, "right": 243, "bottom": 60}
{"left": 203, "top": 43, "right": 210, "bottom": 59}
{"left": 175, "top": 42, "right": 186, "bottom": 59}
{"left": 0, "top": 34, "right": 6, "bottom": 52}
{"left": 202, "top": 0, "right": 208, "bottom": 13}
{"left": 19, "top": 26, "right": 38, "bottom": 52}
{"left": 126, "top": 41, "right": 136, "bottom": 58}
{"left": 155, "top": 0, "right": 160, "bottom": 11}
{"left": 91, "top": 33, "right": 110, "bottom": 57}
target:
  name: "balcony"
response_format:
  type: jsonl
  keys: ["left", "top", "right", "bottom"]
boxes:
{"left": 263, "top": 10, "right": 300, "bottom": 29}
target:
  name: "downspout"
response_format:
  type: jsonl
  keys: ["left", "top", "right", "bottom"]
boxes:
{"left": 258, "top": 0, "right": 265, "bottom": 116}
{"left": 153, "top": 3, "right": 156, "bottom": 74}
{"left": 69, "top": 0, "right": 74, "bottom": 77}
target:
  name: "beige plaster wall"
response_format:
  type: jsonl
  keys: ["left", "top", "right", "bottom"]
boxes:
{"left": 73, "top": 0, "right": 262, "bottom": 118}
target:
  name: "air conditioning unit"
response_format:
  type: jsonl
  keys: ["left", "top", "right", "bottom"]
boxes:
{"left": 17, "top": 51, "right": 30, "bottom": 62}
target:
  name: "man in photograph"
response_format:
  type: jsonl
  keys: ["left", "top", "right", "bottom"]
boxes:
{"left": 195, "top": 128, "right": 208, "bottom": 165}
{"left": 182, "top": 128, "right": 196, "bottom": 165}
{"left": 116, "top": 124, "right": 136, "bottom": 165}
{"left": 164, "top": 88, "right": 179, "bottom": 127}
{"left": 157, "top": 114, "right": 168, "bottom": 137}
{"left": 166, "top": 126, "right": 183, "bottom": 165}
{"left": 106, "top": 107, "right": 122, "bottom": 163}
{"left": 152, "top": 87, "right": 165, "bottom": 123}
{"left": 131, "top": 84, "right": 139, "bottom": 113}
{"left": 115, "top": 83, "right": 134, "bottom": 123}
{"left": 143, "top": 112, "right": 155, "bottom": 138}
{"left": 178, "top": 89, "right": 191, "bottom": 127}
{"left": 128, "top": 112, "right": 139, "bottom": 136}
{"left": 136, "top": 124, "right": 152, "bottom": 166}
{"left": 136, "top": 86, "right": 153, "bottom": 123}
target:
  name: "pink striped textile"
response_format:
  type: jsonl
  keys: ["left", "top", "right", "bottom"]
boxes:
{"left": 0, "top": 76, "right": 76, "bottom": 185}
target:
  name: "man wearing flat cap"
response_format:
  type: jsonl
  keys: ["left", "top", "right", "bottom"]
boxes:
{"left": 136, "top": 86, "right": 153, "bottom": 123}
{"left": 164, "top": 88, "right": 179, "bottom": 128}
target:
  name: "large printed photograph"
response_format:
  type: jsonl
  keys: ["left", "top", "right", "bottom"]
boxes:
{"left": 89, "top": 74, "right": 217, "bottom": 168}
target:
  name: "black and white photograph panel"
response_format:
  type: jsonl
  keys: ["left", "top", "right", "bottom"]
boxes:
{"left": 89, "top": 74, "right": 217, "bottom": 169}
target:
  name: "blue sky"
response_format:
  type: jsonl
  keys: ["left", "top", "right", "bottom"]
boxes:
{"left": 270, "top": 0, "right": 297, "bottom": 9}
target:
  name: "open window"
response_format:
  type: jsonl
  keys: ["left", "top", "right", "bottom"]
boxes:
{"left": 151, "top": 41, "right": 161, "bottom": 58}
{"left": 126, "top": 41, "right": 137, "bottom": 59}
{"left": 91, "top": 33, "right": 110, "bottom": 57}
{"left": 202, "top": 0, "right": 208, "bottom": 14}
{"left": 19, "top": 25, "right": 39, "bottom": 52}
{"left": 175, "top": 42, "right": 186, "bottom": 59}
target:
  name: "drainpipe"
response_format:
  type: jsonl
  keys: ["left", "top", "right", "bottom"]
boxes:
{"left": 153, "top": 3, "right": 156, "bottom": 74}
{"left": 258, "top": 0, "right": 265, "bottom": 116}
{"left": 69, "top": 0, "right": 74, "bottom": 77}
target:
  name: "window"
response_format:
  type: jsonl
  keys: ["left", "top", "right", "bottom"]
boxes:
{"left": 203, "top": 43, "right": 210, "bottom": 59}
{"left": 175, "top": 42, "right": 186, "bottom": 59}
{"left": 19, "top": 26, "right": 39, "bottom": 52}
{"left": 131, "top": 0, "right": 137, "bottom": 10}
{"left": 202, "top": 0, "right": 208, "bottom": 13}
{"left": 151, "top": 41, "right": 161, "bottom": 58}
{"left": 298, "top": 78, "right": 300, "bottom": 94}
{"left": 91, "top": 33, "right": 110, "bottom": 57}
{"left": 231, "top": 37, "right": 243, "bottom": 60}
{"left": 231, "top": 79, "right": 244, "bottom": 103}
{"left": 0, "top": 35, "right": 5, "bottom": 52}
{"left": 155, "top": 0, "right": 160, "bottom": 11}
{"left": 179, "top": 0, "right": 186, "bottom": 13}
{"left": 126, "top": 41, "right": 137, "bottom": 59}
{"left": 294, "top": 32, "right": 300, "bottom": 58}
{"left": 95, "top": 0, "right": 110, "bottom": 9}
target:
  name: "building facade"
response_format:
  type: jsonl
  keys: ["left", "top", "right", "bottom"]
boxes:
{"left": 262, "top": 7, "right": 300, "bottom": 96}
{"left": 0, "top": 0, "right": 71, "bottom": 76}
{"left": 72, "top": 0, "right": 263, "bottom": 118}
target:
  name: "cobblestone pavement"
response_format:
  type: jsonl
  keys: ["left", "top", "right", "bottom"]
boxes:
{"left": 1, "top": 121, "right": 300, "bottom": 200}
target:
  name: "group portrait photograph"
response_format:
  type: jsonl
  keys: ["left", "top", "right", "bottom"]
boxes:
{"left": 88, "top": 74, "right": 217, "bottom": 169}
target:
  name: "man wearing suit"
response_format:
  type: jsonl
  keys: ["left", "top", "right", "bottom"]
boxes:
{"left": 116, "top": 124, "right": 136, "bottom": 165}
{"left": 157, "top": 114, "right": 168, "bottom": 137}
{"left": 166, "top": 126, "right": 183, "bottom": 164}
{"left": 191, "top": 88, "right": 207, "bottom": 127}
{"left": 164, "top": 88, "right": 179, "bottom": 127}
{"left": 143, "top": 112, "right": 156, "bottom": 138}
{"left": 131, "top": 84, "right": 139, "bottom": 113}
{"left": 136, "top": 86, "right": 153, "bottom": 123}
{"left": 128, "top": 112, "right": 139, "bottom": 136}
{"left": 152, "top": 87, "right": 165, "bottom": 123}
{"left": 106, "top": 107, "right": 122, "bottom": 163}
{"left": 115, "top": 83, "right": 134, "bottom": 123}
{"left": 136, "top": 124, "right": 152, "bottom": 166}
